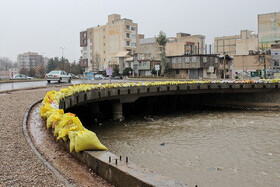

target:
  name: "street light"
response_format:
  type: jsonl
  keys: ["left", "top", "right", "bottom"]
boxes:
{"left": 60, "top": 47, "right": 65, "bottom": 59}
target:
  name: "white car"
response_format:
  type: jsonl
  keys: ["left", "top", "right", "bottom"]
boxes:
{"left": 94, "top": 74, "right": 106, "bottom": 80}
{"left": 45, "top": 70, "right": 72, "bottom": 83}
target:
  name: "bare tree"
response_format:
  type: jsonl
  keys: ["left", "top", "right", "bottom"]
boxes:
{"left": 256, "top": 44, "right": 271, "bottom": 79}
{"left": 93, "top": 52, "right": 101, "bottom": 72}
{"left": 0, "top": 57, "right": 13, "bottom": 71}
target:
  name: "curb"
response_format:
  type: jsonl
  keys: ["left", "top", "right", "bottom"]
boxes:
{"left": 22, "top": 99, "right": 72, "bottom": 186}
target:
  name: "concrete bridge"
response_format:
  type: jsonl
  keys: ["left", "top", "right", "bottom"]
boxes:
{"left": 59, "top": 82, "right": 280, "bottom": 122}
{"left": 56, "top": 82, "right": 280, "bottom": 186}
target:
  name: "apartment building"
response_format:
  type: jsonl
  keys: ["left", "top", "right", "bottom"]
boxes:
{"left": 233, "top": 54, "right": 271, "bottom": 78}
{"left": 166, "top": 33, "right": 206, "bottom": 56}
{"left": 17, "top": 52, "right": 43, "bottom": 70}
{"left": 80, "top": 14, "right": 139, "bottom": 72}
{"left": 258, "top": 12, "right": 280, "bottom": 49}
{"left": 167, "top": 54, "right": 220, "bottom": 79}
{"left": 214, "top": 30, "right": 258, "bottom": 56}
{"left": 139, "top": 33, "right": 205, "bottom": 61}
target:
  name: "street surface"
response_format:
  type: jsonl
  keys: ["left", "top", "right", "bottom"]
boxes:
{"left": 0, "top": 79, "right": 133, "bottom": 92}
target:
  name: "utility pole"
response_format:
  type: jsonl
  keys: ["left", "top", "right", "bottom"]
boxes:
{"left": 263, "top": 52, "right": 267, "bottom": 79}
{"left": 223, "top": 53, "right": 226, "bottom": 79}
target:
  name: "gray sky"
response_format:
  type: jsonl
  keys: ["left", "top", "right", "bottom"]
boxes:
{"left": 0, "top": 0, "right": 279, "bottom": 63}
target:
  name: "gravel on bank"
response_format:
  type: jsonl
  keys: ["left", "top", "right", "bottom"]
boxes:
{"left": 0, "top": 87, "right": 111, "bottom": 186}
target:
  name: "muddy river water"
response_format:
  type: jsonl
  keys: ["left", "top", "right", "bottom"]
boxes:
{"left": 94, "top": 110, "right": 280, "bottom": 186}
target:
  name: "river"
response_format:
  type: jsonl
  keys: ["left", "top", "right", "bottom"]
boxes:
{"left": 93, "top": 110, "right": 280, "bottom": 187}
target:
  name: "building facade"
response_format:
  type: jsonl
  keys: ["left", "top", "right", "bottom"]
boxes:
{"left": 166, "top": 33, "right": 205, "bottom": 56}
{"left": 167, "top": 55, "right": 220, "bottom": 79}
{"left": 233, "top": 54, "right": 271, "bottom": 78}
{"left": 214, "top": 30, "right": 258, "bottom": 56}
{"left": 271, "top": 42, "right": 280, "bottom": 73}
{"left": 258, "top": 12, "right": 280, "bottom": 49}
{"left": 17, "top": 52, "right": 43, "bottom": 70}
{"left": 80, "top": 14, "right": 140, "bottom": 72}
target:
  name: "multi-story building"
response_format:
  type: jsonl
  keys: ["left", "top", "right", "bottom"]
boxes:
{"left": 258, "top": 12, "right": 280, "bottom": 49}
{"left": 80, "top": 14, "right": 140, "bottom": 72}
{"left": 271, "top": 41, "right": 280, "bottom": 72}
{"left": 166, "top": 33, "right": 206, "bottom": 56}
{"left": 167, "top": 54, "right": 220, "bottom": 79}
{"left": 214, "top": 30, "right": 258, "bottom": 56}
{"left": 233, "top": 54, "right": 272, "bottom": 78}
{"left": 17, "top": 52, "right": 43, "bottom": 70}
{"left": 217, "top": 55, "right": 233, "bottom": 79}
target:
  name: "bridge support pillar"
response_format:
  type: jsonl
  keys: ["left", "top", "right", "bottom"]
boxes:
{"left": 113, "top": 103, "right": 124, "bottom": 121}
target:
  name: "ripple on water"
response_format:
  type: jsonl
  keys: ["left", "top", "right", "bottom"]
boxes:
{"left": 95, "top": 110, "right": 280, "bottom": 187}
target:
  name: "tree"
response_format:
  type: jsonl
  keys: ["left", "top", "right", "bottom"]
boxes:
{"left": 123, "top": 67, "right": 133, "bottom": 76}
{"left": 112, "top": 65, "right": 120, "bottom": 77}
{"left": 35, "top": 64, "right": 45, "bottom": 78}
{"left": 0, "top": 57, "right": 13, "bottom": 71}
{"left": 29, "top": 68, "right": 36, "bottom": 77}
{"left": 93, "top": 52, "right": 101, "bottom": 72}
{"left": 156, "top": 31, "right": 171, "bottom": 76}
{"left": 19, "top": 68, "right": 29, "bottom": 75}
{"left": 47, "top": 58, "right": 57, "bottom": 72}
{"left": 257, "top": 44, "right": 271, "bottom": 79}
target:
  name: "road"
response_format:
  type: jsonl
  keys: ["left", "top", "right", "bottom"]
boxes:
{"left": 0, "top": 79, "right": 132, "bottom": 92}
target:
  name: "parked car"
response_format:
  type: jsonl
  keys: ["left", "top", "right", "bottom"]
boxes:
{"left": 94, "top": 74, "right": 106, "bottom": 80}
{"left": 69, "top": 73, "right": 78, "bottom": 79}
{"left": 113, "top": 76, "right": 122, "bottom": 80}
{"left": 45, "top": 70, "right": 72, "bottom": 83}
{"left": 10, "top": 74, "right": 30, "bottom": 80}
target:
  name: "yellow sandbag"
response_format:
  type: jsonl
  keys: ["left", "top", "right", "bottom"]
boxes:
{"left": 57, "top": 125, "right": 78, "bottom": 140}
{"left": 75, "top": 129, "right": 107, "bottom": 152}
{"left": 54, "top": 113, "right": 83, "bottom": 136}
{"left": 46, "top": 109, "right": 64, "bottom": 129}
{"left": 54, "top": 113, "right": 73, "bottom": 136}
{"left": 68, "top": 131, "right": 77, "bottom": 152}
{"left": 40, "top": 103, "right": 51, "bottom": 119}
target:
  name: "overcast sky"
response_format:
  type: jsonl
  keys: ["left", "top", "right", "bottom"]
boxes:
{"left": 0, "top": 0, "right": 279, "bottom": 63}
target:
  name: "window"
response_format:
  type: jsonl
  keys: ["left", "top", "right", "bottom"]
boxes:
{"left": 126, "top": 33, "right": 130, "bottom": 38}
{"left": 215, "top": 58, "right": 218, "bottom": 63}
{"left": 90, "top": 46, "right": 92, "bottom": 50}
{"left": 172, "top": 58, "right": 176, "bottom": 64}
{"left": 83, "top": 53, "right": 87, "bottom": 58}
{"left": 126, "top": 41, "right": 130, "bottom": 46}
{"left": 83, "top": 32, "right": 86, "bottom": 37}
{"left": 90, "top": 53, "right": 92, "bottom": 56}
{"left": 131, "top": 26, "right": 136, "bottom": 31}
{"left": 104, "top": 51, "right": 106, "bottom": 54}
{"left": 104, "top": 43, "right": 105, "bottom": 46}
{"left": 274, "top": 59, "right": 280, "bottom": 67}
{"left": 203, "top": 57, "right": 207, "bottom": 63}
{"left": 104, "top": 58, "right": 106, "bottom": 61}
{"left": 103, "top": 28, "right": 106, "bottom": 31}
{"left": 176, "top": 69, "right": 179, "bottom": 74}
{"left": 178, "top": 57, "right": 182, "bottom": 63}
{"left": 192, "top": 57, "right": 196, "bottom": 62}
{"left": 131, "top": 34, "right": 136, "bottom": 39}
{"left": 186, "top": 69, "right": 189, "bottom": 74}
{"left": 185, "top": 57, "right": 190, "bottom": 63}
{"left": 131, "top": 42, "right": 136, "bottom": 47}
{"left": 126, "top": 25, "right": 130, "bottom": 30}
{"left": 90, "top": 39, "right": 93, "bottom": 43}
{"left": 143, "top": 61, "right": 147, "bottom": 66}
{"left": 83, "top": 39, "right": 86, "bottom": 44}
{"left": 103, "top": 36, "right": 105, "bottom": 39}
